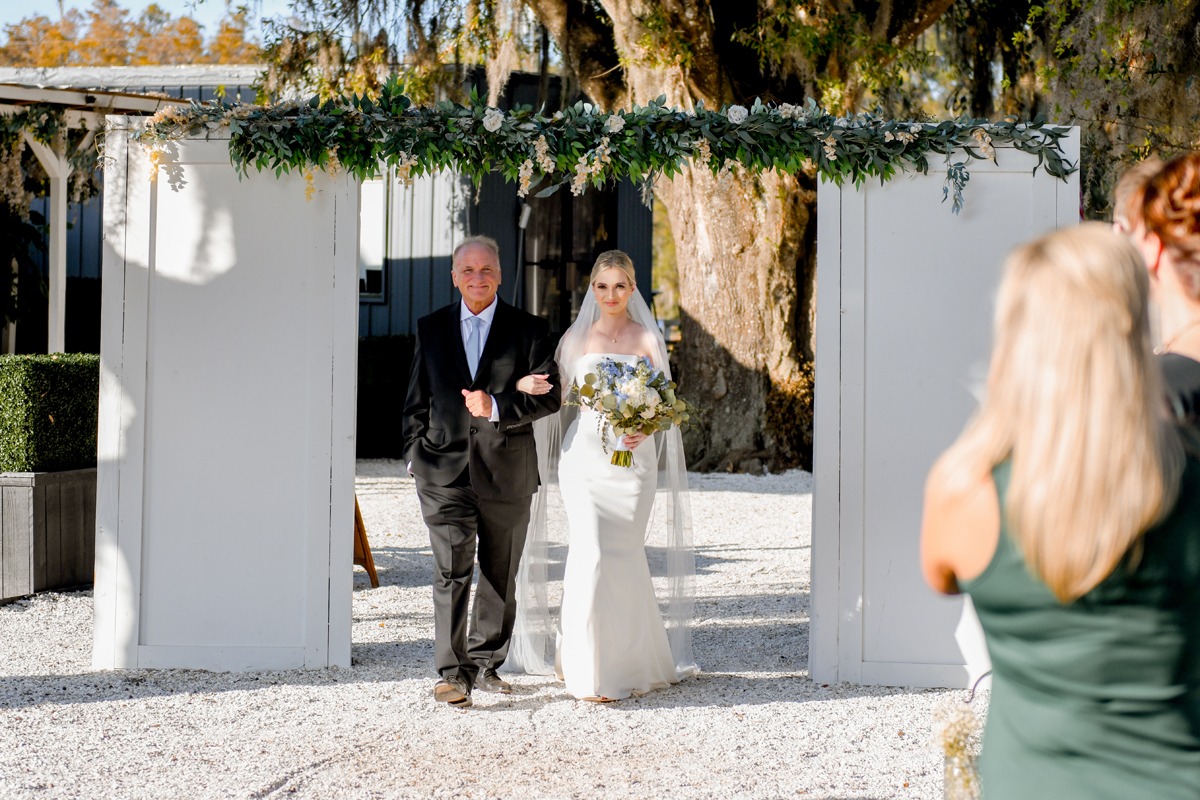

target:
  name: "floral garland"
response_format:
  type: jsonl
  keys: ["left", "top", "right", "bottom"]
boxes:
{"left": 131, "top": 79, "right": 1077, "bottom": 213}
{"left": 1, "top": 104, "right": 100, "bottom": 219}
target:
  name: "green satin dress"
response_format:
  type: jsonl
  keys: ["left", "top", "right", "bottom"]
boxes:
{"left": 961, "top": 459, "right": 1200, "bottom": 799}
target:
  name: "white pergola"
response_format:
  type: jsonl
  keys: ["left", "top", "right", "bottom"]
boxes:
{"left": 0, "top": 83, "right": 187, "bottom": 354}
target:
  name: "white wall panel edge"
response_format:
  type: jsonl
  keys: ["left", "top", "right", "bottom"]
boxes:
{"left": 297, "top": 169, "right": 337, "bottom": 669}
{"left": 810, "top": 177, "right": 844, "bottom": 684}
{"left": 93, "top": 116, "right": 131, "bottom": 669}
{"left": 836, "top": 183, "right": 868, "bottom": 685}
{"left": 95, "top": 118, "right": 153, "bottom": 669}
{"left": 322, "top": 176, "right": 359, "bottom": 668}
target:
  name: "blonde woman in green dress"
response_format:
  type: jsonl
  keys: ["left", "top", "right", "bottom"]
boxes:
{"left": 921, "top": 223, "right": 1200, "bottom": 799}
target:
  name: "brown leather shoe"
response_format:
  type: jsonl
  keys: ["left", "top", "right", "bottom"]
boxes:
{"left": 433, "top": 678, "right": 473, "bottom": 707}
{"left": 475, "top": 669, "right": 513, "bottom": 694}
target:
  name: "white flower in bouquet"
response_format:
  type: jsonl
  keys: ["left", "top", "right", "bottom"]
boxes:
{"left": 617, "top": 378, "right": 644, "bottom": 402}
{"left": 604, "top": 114, "right": 626, "bottom": 133}
{"left": 726, "top": 104, "right": 748, "bottom": 124}
{"left": 566, "top": 356, "right": 692, "bottom": 467}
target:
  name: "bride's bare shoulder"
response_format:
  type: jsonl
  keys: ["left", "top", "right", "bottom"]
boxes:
{"left": 636, "top": 327, "right": 660, "bottom": 358}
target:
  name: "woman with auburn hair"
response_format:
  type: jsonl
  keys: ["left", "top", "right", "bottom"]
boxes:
{"left": 921, "top": 223, "right": 1200, "bottom": 799}
{"left": 1129, "top": 152, "right": 1200, "bottom": 424}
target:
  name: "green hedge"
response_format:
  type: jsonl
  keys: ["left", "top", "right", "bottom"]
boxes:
{"left": 0, "top": 354, "right": 100, "bottom": 472}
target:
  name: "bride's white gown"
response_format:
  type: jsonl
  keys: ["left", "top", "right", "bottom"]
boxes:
{"left": 556, "top": 353, "right": 680, "bottom": 699}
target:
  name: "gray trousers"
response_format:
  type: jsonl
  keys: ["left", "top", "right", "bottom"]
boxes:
{"left": 415, "top": 474, "right": 532, "bottom": 686}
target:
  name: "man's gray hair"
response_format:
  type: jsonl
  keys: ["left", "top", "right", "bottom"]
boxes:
{"left": 452, "top": 235, "right": 501, "bottom": 267}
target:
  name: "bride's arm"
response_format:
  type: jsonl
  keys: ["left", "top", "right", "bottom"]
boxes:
{"left": 516, "top": 373, "right": 552, "bottom": 395}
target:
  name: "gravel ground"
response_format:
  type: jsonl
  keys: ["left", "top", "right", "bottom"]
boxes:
{"left": 0, "top": 461, "right": 972, "bottom": 800}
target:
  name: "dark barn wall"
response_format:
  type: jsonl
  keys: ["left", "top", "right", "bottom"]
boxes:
{"left": 358, "top": 172, "right": 473, "bottom": 338}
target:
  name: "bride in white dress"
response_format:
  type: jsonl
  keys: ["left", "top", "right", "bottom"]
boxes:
{"left": 505, "top": 250, "right": 698, "bottom": 701}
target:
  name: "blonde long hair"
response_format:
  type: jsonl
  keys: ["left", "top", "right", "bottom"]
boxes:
{"left": 943, "top": 223, "right": 1184, "bottom": 601}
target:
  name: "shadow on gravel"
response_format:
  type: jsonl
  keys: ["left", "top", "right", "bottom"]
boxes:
{"left": 685, "top": 474, "right": 813, "bottom": 496}
{"left": 0, "top": 665, "right": 410, "bottom": 711}
{"left": 356, "top": 545, "right": 436, "bottom": 589}
{"left": 354, "top": 542, "right": 742, "bottom": 590}
{"left": 692, "top": 589, "right": 809, "bottom": 621}
{"left": 349, "top": 640, "right": 434, "bottom": 673}
{"left": 590, "top": 671, "right": 933, "bottom": 710}
{"left": 691, "top": 619, "right": 809, "bottom": 674}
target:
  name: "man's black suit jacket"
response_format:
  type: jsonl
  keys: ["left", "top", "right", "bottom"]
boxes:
{"left": 402, "top": 299, "right": 561, "bottom": 500}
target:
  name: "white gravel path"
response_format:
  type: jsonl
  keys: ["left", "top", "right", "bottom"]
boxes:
{"left": 0, "top": 461, "right": 970, "bottom": 799}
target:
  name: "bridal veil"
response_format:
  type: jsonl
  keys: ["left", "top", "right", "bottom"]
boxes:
{"left": 504, "top": 287, "right": 699, "bottom": 677}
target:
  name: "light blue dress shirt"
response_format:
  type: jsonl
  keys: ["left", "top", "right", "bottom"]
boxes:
{"left": 460, "top": 298, "right": 500, "bottom": 422}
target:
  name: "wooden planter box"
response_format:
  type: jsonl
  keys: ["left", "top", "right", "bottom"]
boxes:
{"left": 0, "top": 468, "right": 96, "bottom": 603}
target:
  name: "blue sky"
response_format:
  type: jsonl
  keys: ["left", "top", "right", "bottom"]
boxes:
{"left": 0, "top": 1, "right": 294, "bottom": 40}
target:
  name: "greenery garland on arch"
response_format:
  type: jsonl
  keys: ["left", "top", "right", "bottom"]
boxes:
{"left": 1, "top": 105, "right": 101, "bottom": 218}
{"left": 131, "top": 78, "right": 1077, "bottom": 214}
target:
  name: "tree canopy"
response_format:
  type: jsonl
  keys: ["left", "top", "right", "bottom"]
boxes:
{"left": 246, "top": 0, "right": 1198, "bottom": 470}
{"left": 0, "top": 0, "right": 262, "bottom": 66}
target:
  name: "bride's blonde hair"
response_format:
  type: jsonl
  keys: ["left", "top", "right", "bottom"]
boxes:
{"left": 591, "top": 250, "right": 636, "bottom": 285}
{"left": 942, "top": 223, "right": 1183, "bottom": 601}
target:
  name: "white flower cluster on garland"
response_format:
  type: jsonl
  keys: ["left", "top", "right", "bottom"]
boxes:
{"left": 131, "top": 78, "right": 1077, "bottom": 213}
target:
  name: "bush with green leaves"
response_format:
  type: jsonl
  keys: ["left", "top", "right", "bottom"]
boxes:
{"left": 0, "top": 354, "right": 100, "bottom": 473}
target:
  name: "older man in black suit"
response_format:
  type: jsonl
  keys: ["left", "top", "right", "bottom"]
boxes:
{"left": 402, "top": 235, "right": 561, "bottom": 708}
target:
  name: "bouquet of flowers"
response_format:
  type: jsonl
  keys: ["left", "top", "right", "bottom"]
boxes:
{"left": 566, "top": 356, "right": 692, "bottom": 467}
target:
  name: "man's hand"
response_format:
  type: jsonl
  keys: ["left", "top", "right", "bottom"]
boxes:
{"left": 462, "top": 389, "right": 493, "bottom": 418}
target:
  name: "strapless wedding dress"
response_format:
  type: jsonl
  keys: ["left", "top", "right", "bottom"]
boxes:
{"left": 556, "top": 353, "right": 679, "bottom": 699}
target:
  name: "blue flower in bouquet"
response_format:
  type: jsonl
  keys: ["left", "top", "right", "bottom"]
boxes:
{"left": 566, "top": 356, "right": 691, "bottom": 467}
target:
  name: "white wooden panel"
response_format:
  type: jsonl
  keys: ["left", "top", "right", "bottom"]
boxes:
{"left": 858, "top": 169, "right": 1022, "bottom": 667}
{"left": 139, "top": 151, "right": 316, "bottom": 647}
{"left": 94, "top": 130, "right": 357, "bottom": 670}
{"left": 136, "top": 644, "right": 306, "bottom": 671}
{"left": 811, "top": 136, "right": 1080, "bottom": 687}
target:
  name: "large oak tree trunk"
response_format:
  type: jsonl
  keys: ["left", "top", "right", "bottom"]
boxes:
{"left": 658, "top": 167, "right": 817, "bottom": 472}
{"left": 526, "top": 0, "right": 951, "bottom": 470}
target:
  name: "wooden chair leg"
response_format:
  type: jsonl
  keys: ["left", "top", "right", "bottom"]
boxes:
{"left": 353, "top": 494, "right": 380, "bottom": 588}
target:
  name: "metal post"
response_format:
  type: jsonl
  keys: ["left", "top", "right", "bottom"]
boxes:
{"left": 512, "top": 202, "right": 531, "bottom": 309}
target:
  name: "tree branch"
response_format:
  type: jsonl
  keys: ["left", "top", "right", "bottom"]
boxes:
{"left": 886, "top": 0, "right": 956, "bottom": 48}
{"left": 522, "top": 0, "right": 623, "bottom": 109}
